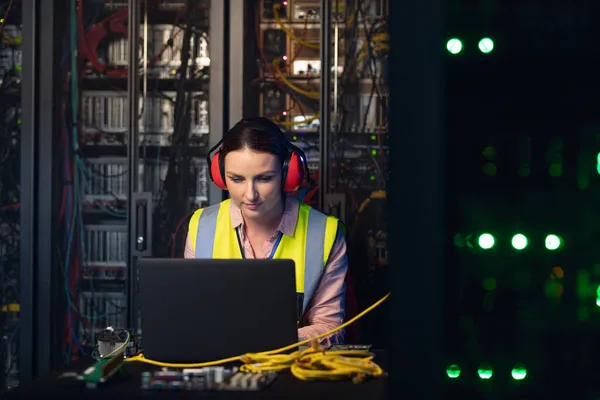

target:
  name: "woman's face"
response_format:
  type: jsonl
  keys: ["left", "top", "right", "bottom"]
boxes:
{"left": 224, "top": 147, "right": 283, "bottom": 222}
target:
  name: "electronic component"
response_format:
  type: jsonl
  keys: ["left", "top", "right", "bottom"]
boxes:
{"left": 82, "top": 157, "right": 130, "bottom": 204}
{"left": 83, "top": 224, "right": 128, "bottom": 268}
{"left": 261, "top": 0, "right": 286, "bottom": 21}
{"left": 147, "top": 25, "right": 209, "bottom": 69}
{"left": 293, "top": 4, "right": 320, "bottom": 21}
{"left": 260, "top": 85, "right": 287, "bottom": 117}
{"left": 104, "top": 0, "right": 187, "bottom": 10}
{"left": 81, "top": 91, "right": 127, "bottom": 134}
{"left": 286, "top": 138, "right": 319, "bottom": 162}
{"left": 329, "top": 344, "right": 373, "bottom": 351}
{"left": 261, "top": 29, "right": 287, "bottom": 63}
{"left": 82, "top": 91, "right": 209, "bottom": 141}
{"left": 366, "top": 0, "right": 389, "bottom": 19}
{"left": 78, "top": 292, "right": 127, "bottom": 346}
{"left": 80, "top": 351, "right": 126, "bottom": 389}
{"left": 292, "top": 59, "right": 321, "bottom": 76}
{"left": 140, "top": 158, "right": 209, "bottom": 207}
{"left": 82, "top": 157, "right": 209, "bottom": 208}
{"left": 289, "top": 114, "right": 319, "bottom": 132}
{"left": 141, "top": 368, "right": 277, "bottom": 391}
{"left": 292, "top": 0, "right": 346, "bottom": 21}
{"left": 95, "top": 327, "right": 139, "bottom": 358}
{"left": 0, "top": 25, "right": 22, "bottom": 80}
{"left": 341, "top": 83, "right": 389, "bottom": 134}
{"left": 104, "top": 24, "right": 209, "bottom": 76}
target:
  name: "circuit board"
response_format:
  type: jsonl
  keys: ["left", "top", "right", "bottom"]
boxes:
{"left": 141, "top": 367, "right": 278, "bottom": 391}
{"left": 80, "top": 351, "right": 126, "bottom": 389}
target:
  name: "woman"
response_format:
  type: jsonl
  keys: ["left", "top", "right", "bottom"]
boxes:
{"left": 184, "top": 117, "right": 348, "bottom": 346}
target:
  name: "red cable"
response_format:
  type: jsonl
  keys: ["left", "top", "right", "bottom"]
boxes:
{"left": 171, "top": 212, "right": 194, "bottom": 257}
{"left": 78, "top": 4, "right": 184, "bottom": 78}
{"left": 0, "top": 203, "right": 19, "bottom": 211}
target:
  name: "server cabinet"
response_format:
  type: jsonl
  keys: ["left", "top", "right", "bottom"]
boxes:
{"left": 13, "top": 0, "right": 226, "bottom": 389}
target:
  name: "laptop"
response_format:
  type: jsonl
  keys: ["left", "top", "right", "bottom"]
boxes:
{"left": 138, "top": 258, "right": 299, "bottom": 362}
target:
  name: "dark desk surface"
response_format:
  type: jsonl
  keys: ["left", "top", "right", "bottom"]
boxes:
{"left": 4, "top": 352, "right": 388, "bottom": 399}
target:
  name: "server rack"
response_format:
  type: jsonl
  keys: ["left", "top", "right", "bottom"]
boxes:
{"left": 248, "top": 0, "right": 389, "bottom": 222}
{"left": 245, "top": 0, "right": 390, "bottom": 346}
{"left": 14, "top": 0, "right": 227, "bottom": 389}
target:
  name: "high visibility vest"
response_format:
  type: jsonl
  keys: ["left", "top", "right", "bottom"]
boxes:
{"left": 188, "top": 199, "right": 339, "bottom": 318}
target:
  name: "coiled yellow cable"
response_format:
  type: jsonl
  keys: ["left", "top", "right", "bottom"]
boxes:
{"left": 126, "top": 292, "right": 391, "bottom": 383}
{"left": 241, "top": 341, "right": 384, "bottom": 382}
{"left": 272, "top": 59, "right": 320, "bottom": 99}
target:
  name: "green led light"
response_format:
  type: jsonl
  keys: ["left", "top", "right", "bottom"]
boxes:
{"left": 482, "top": 277, "right": 496, "bottom": 291}
{"left": 477, "top": 365, "right": 493, "bottom": 380}
{"left": 371, "top": 135, "right": 376, "bottom": 141}
{"left": 478, "top": 233, "right": 495, "bottom": 249}
{"left": 446, "top": 364, "right": 461, "bottom": 379}
{"left": 478, "top": 37, "right": 495, "bottom": 54}
{"left": 371, "top": 149, "right": 377, "bottom": 156}
{"left": 545, "top": 234, "right": 563, "bottom": 251}
{"left": 511, "top": 233, "right": 528, "bottom": 250}
{"left": 369, "top": 175, "right": 375, "bottom": 181}
{"left": 511, "top": 364, "right": 527, "bottom": 380}
{"left": 446, "top": 38, "right": 463, "bottom": 55}
{"left": 482, "top": 162, "right": 497, "bottom": 176}
{"left": 292, "top": 135, "right": 297, "bottom": 140}
{"left": 549, "top": 163, "right": 563, "bottom": 177}
{"left": 482, "top": 146, "right": 496, "bottom": 160}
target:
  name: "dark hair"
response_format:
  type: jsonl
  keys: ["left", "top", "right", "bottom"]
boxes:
{"left": 220, "top": 117, "right": 290, "bottom": 166}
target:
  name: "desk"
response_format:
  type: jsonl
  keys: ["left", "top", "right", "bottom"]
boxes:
{"left": 4, "top": 353, "right": 388, "bottom": 399}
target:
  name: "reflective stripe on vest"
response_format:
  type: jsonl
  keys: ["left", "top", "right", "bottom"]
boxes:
{"left": 188, "top": 199, "right": 338, "bottom": 314}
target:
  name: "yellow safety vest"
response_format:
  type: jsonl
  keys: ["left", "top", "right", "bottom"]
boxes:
{"left": 188, "top": 199, "right": 339, "bottom": 317}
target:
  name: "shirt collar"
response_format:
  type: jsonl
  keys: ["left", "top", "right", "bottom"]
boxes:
{"left": 229, "top": 194, "right": 299, "bottom": 237}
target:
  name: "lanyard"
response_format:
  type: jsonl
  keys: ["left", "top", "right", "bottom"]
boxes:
{"left": 236, "top": 229, "right": 283, "bottom": 259}
{"left": 268, "top": 232, "right": 283, "bottom": 259}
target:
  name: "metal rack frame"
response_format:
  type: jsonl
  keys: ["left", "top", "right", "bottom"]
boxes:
{"left": 20, "top": 0, "right": 60, "bottom": 382}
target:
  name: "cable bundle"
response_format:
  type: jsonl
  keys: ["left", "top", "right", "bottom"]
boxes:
{"left": 241, "top": 340, "right": 384, "bottom": 383}
{"left": 126, "top": 293, "right": 390, "bottom": 384}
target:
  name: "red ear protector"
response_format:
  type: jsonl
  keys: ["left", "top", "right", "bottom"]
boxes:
{"left": 207, "top": 122, "right": 308, "bottom": 192}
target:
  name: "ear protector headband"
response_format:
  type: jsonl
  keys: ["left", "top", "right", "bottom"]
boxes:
{"left": 206, "top": 120, "right": 309, "bottom": 192}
